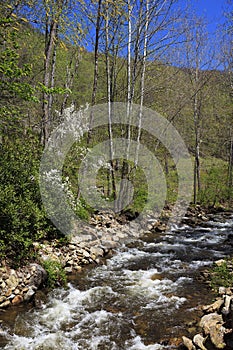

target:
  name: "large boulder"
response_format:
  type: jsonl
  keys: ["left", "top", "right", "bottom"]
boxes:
{"left": 200, "top": 313, "right": 226, "bottom": 349}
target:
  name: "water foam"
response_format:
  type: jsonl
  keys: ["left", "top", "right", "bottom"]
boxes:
{"left": 127, "top": 336, "right": 166, "bottom": 349}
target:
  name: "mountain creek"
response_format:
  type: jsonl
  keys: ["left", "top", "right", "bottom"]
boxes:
{"left": 0, "top": 212, "right": 233, "bottom": 350}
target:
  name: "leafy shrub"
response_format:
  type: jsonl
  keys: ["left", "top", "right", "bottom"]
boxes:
{"left": 0, "top": 135, "right": 61, "bottom": 266}
{"left": 198, "top": 161, "right": 231, "bottom": 207}
{"left": 43, "top": 259, "right": 67, "bottom": 289}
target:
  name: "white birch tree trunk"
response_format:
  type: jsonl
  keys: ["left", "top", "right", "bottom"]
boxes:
{"left": 105, "top": 0, "right": 116, "bottom": 203}
{"left": 135, "top": 0, "right": 149, "bottom": 166}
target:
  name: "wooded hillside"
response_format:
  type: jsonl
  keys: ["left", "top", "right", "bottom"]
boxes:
{"left": 0, "top": 0, "right": 232, "bottom": 265}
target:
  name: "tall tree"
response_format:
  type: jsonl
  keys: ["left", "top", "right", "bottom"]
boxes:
{"left": 104, "top": 0, "right": 117, "bottom": 202}
{"left": 181, "top": 16, "right": 216, "bottom": 204}
{"left": 16, "top": 0, "right": 85, "bottom": 144}
{"left": 135, "top": 0, "right": 149, "bottom": 166}
{"left": 0, "top": 1, "right": 37, "bottom": 141}
{"left": 40, "top": 0, "right": 66, "bottom": 145}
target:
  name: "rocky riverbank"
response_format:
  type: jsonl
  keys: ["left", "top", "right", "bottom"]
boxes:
{"left": 0, "top": 205, "right": 232, "bottom": 320}
{"left": 0, "top": 210, "right": 140, "bottom": 310}
{"left": 182, "top": 260, "right": 233, "bottom": 350}
{"left": 0, "top": 242, "right": 107, "bottom": 310}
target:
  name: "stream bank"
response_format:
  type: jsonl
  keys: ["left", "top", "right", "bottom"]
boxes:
{"left": 182, "top": 280, "right": 233, "bottom": 350}
{"left": 0, "top": 206, "right": 233, "bottom": 349}
{"left": 0, "top": 205, "right": 222, "bottom": 310}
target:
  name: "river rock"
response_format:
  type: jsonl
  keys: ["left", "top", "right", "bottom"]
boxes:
{"left": 82, "top": 250, "right": 90, "bottom": 258}
{"left": 81, "top": 258, "right": 89, "bottom": 264}
{"left": 5, "top": 289, "right": 12, "bottom": 297}
{"left": 225, "top": 287, "right": 233, "bottom": 295}
{"left": 193, "top": 334, "right": 207, "bottom": 350}
{"left": 214, "top": 259, "right": 225, "bottom": 267}
{"left": 90, "top": 246, "right": 104, "bottom": 257}
{"left": 100, "top": 239, "right": 117, "bottom": 249}
{"left": 8, "top": 293, "right": 16, "bottom": 300}
{"left": 202, "top": 298, "right": 224, "bottom": 313}
{"left": 182, "top": 336, "right": 196, "bottom": 350}
{"left": 66, "top": 259, "right": 74, "bottom": 266}
{"left": 24, "top": 286, "right": 36, "bottom": 302}
{"left": 6, "top": 273, "right": 18, "bottom": 290}
{"left": 222, "top": 295, "right": 232, "bottom": 315}
{"left": 28, "top": 264, "right": 47, "bottom": 288}
{"left": 200, "top": 313, "right": 226, "bottom": 349}
{"left": 0, "top": 300, "right": 11, "bottom": 308}
{"left": 68, "top": 244, "right": 77, "bottom": 250}
{"left": 73, "top": 265, "right": 82, "bottom": 272}
{"left": 219, "top": 287, "right": 226, "bottom": 295}
{"left": 64, "top": 267, "right": 73, "bottom": 273}
{"left": 149, "top": 220, "right": 166, "bottom": 232}
{"left": 0, "top": 296, "right": 6, "bottom": 304}
{"left": 12, "top": 295, "right": 23, "bottom": 305}
{"left": 210, "top": 330, "right": 226, "bottom": 349}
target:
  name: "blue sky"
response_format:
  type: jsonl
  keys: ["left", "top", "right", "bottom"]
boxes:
{"left": 191, "top": 0, "right": 228, "bottom": 33}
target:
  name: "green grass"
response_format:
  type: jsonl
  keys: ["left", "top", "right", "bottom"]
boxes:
{"left": 43, "top": 259, "right": 67, "bottom": 289}
{"left": 210, "top": 259, "right": 233, "bottom": 291}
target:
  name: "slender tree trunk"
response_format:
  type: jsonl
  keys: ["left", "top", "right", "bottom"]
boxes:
{"left": 228, "top": 131, "right": 233, "bottom": 190}
{"left": 41, "top": 17, "right": 58, "bottom": 146}
{"left": 193, "top": 135, "right": 201, "bottom": 204}
{"left": 87, "top": 0, "right": 102, "bottom": 146}
{"left": 131, "top": 0, "right": 143, "bottom": 104}
{"left": 193, "top": 65, "right": 201, "bottom": 204}
{"left": 40, "top": 0, "right": 65, "bottom": 146}
{"left": 48, "top": 32, "right": 57, "bottom": 122}
{"left": 92, "top": 0, "right": 102, "bottom": 106}
{"left": 117, "top": 0, "right": 132, "bottom": 212}
{"left": 78, "top": 0, "right": 102, "bottom": 200}
{"left": 105, "top": 1, "right": 116, "bottom": 203}
{"left": 135, "top": 0, "right": 149, "bottom": 166}
{"left": 60, "top": 50, "right": 80, "bottom": 116}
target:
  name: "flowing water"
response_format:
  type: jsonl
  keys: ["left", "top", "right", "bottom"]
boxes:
{"left": 1, "top": 213, "right": 233, "bottom": 350}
